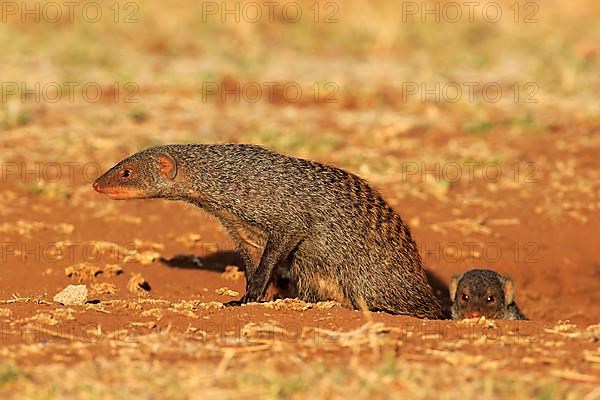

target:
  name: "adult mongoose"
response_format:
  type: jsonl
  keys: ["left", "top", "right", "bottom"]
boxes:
{"left": 450, "top": 269, "right": 527, "bottom": 320}
{"left": 92, "top": 144, "right": 445, "bottom": 319}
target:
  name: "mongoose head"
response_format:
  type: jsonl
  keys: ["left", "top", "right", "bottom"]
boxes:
{"left": 92, "top": 147, "right": 180, "bottom": 200}
{"left": 449, "top": 269, "right": 516, "bottom": 319}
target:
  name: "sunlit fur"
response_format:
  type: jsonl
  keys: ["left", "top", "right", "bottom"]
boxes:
{"left": 94, "top": 144, "right": 446, "bottom": 319}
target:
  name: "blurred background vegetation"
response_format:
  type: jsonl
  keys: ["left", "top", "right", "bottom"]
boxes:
{"left": 0, "top": 0, "right": 598, "bottom": 191}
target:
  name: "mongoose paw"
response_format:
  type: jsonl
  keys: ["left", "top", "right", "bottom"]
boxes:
{"left": 224, "top": 292, "right": 262, "bottom": 306}
{"left": 224, "top": 300, "right": 243, "bottom": 307}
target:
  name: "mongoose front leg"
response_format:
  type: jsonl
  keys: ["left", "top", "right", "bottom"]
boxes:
{"left": 213, "top": 211, "right": 268, "bottom": 306}
{"left": 223, "top": 244, "right": 263, "bottom": 306}
{"left": 240, "top": 233, "right": 303, "bottom": 303}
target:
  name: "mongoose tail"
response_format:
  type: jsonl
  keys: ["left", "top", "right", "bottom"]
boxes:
{"left": 449, "top": 269, "right": 527, "bottom": 320}
{"left": 93, "top": 144, "right": 446, "bottom": 319}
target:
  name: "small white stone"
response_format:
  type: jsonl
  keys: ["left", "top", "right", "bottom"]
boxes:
{"left": 53, "top": 285, "right": 88, "bottom": 305}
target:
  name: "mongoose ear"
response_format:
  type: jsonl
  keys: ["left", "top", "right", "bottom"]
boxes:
{"left": 503, "top": 277, "right": 515, "bottom": 304}
{"left": 157, "top": 153, "right": 177, "bottom": 180}
{"left": 449, "top": 274, "right": 461, "bottom": 300}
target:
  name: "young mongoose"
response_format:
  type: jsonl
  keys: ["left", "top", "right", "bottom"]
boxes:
{"left": 92, "top": 144, "right": 445, "bottom": 319}
{"left": 450, "top": 269, "right": 527, "bottom": 320}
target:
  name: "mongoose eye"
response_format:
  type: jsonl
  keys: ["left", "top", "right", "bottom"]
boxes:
{"left": 121, "top": 169, "right": 132, "bottom": 178}
{"left": 461, "top": 293, "right": 469, "bottom": 302}
{"left": 486, "top": 295, "right": 495, "bottom": 302}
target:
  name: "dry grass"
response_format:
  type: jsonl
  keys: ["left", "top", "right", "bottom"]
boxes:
{"left": 0, "top": 357, "right": 594, "bottom": 400}
{"left": 0, "top": 317, "right": 598, "bottom": 399}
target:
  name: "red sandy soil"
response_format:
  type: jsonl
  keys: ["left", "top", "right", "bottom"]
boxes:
{"left": 0, "top": 124, "right": 598, "bottom": 392}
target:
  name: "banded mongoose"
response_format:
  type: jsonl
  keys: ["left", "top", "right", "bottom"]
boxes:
{"left": 92, "top": 144, "right": 445, "bottom": 319}
{"left": 450, "top": 269, "right": 527, "bottom": 320}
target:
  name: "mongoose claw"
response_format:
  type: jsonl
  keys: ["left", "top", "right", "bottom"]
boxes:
{"left": 224, "top": 299, "right": 244, "bottom": 307}
{"left": 224, "top": 292, "right": 263, "bottom": 306}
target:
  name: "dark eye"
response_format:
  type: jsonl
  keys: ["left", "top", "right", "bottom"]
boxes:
{"left": 121, "top": 169, "right": 131, "bottom": 178}
{"left": 462, "top": 293, "right": 469, "bottom": 302}
{"left": 486, "top": 295, "right": 495, "bottom": 303}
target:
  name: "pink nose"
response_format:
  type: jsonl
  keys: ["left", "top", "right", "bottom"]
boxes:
{"left": 466, "top": 311, "right": 481, "bottom": 318}
{"left": 92, "top": 182, "right": 100, "bottom": 192}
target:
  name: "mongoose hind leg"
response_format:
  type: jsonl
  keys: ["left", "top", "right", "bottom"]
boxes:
{"left": 289, "top": 253, "right": 353, "bottom": 308}
{"left": 268, "top": 261, "right": 299, "bottom": 300}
